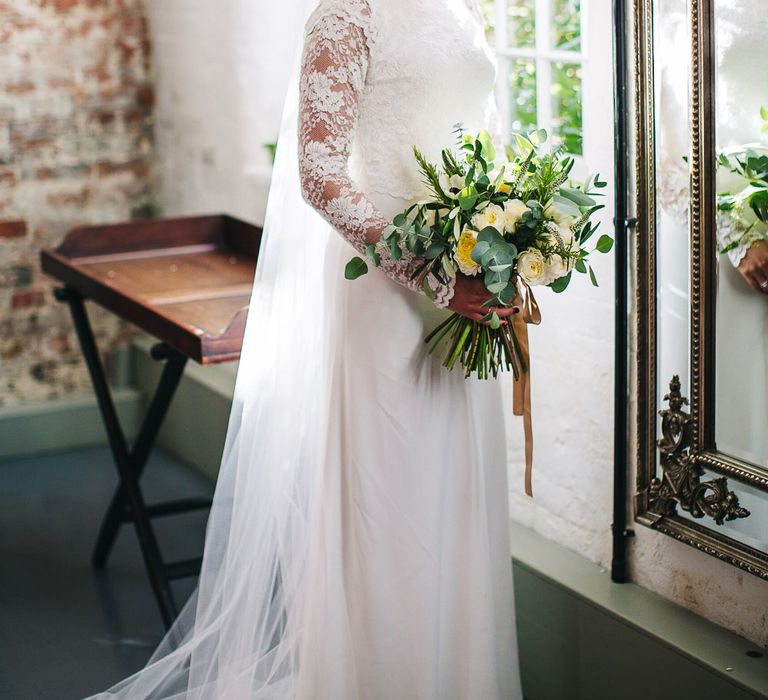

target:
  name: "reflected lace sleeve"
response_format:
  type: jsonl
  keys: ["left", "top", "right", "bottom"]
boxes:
{"left": 716, "top": 212, "right": 766, "bottom": 268}
{"left": 297, "top": 0, "right": 455, "bottom": 308}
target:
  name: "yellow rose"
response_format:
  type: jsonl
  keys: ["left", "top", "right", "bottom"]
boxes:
{"left": 497, "top": 182, "right": 512, "bottom": 194}
{"left": 454, "top": 228, "right": 481, "bottom": 276}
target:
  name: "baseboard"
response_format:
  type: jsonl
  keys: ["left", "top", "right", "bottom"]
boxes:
{"left": 510, "top": 521, "right": 768, "bottom": 699}
{"left": 0, "top": 389, "right": 144, "bottom": 461}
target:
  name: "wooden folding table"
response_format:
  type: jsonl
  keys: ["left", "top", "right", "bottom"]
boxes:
{"left": 40, "top": 214, "right": 262, "bottom": 628}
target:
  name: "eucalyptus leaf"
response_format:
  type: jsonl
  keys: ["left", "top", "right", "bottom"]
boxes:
{"left": 559, "top": 186, "right": 596, "bottom": 208}
{"left": 477, "top": 129, "right": 496, "bottom": 163}
{"left": 486, "top": 280, "right": 507, "bottom": 294}
{"left": 595, "top": 234, "right": 614, "bottom": 253}
{"left": 499, "top": 283, "right": 517, "bottom": 304}
{"left": 425, "top": 240, "right": 445, "bottom": 260}
{"left": 471, "top": 240, "right": 491, "bottom": 263}
{"left": 552, "top": 194, "right": 581, "bottom": 217}
{"left": 458, "top": 185, "right": 479, "bottom": 211}
{"left": 364, "top": 242, "right": 381, "bottom": 267}
{"left": 549, "top": 271, "right": 572, "bottom": 293}
{"left": 345, "top": 257, "right": 369, "bottom": 280}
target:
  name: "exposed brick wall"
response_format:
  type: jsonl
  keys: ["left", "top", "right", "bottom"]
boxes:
{"left": 0, "top": 0, "right": 155, "bottom": 406}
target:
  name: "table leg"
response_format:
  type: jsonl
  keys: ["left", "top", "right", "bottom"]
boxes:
{"left": 92, "top": 343, "right": 187, "bottom": 568}
{"left": 55, "top": 287, "right": 187, "bottom": 629}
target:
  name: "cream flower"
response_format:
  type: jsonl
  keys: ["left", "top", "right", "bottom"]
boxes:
{"left": 502, "top": 199, "right": 530, "bottom": 233}
{"left": 545, "top": 254, "right": 570, "bottom": 282}
{"left": 439, "top": 173, "right": 465, "bottom": 199}
{"left": 454, "top": 228, "right": 482, "bottom": 276}
{"left": 557, "top": 219, "right": 576, "bottom": 247}
{"left": 517, "top": 248, "right": 549, "bottom": 286}
{"left": 544, "top": 218, "right": 577, "bottom": 251}
{"left": 471, "top": 203, "right": 505, "bottom": 232}
{"left": 544, "top": 200, "right": 576, "bottom": 224}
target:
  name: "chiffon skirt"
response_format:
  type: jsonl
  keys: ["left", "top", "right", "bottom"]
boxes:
{"left": 294, "top": 193, "right": 523, "bottom": 699}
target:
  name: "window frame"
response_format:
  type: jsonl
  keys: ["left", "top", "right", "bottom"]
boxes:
{"left": 486, "top": 0, "right": 587, "bottom": 156}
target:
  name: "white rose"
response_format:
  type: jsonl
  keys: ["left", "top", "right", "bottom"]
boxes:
{"left": 545, "top": 254, "right": 570, "bottom": 283}
{"left": 544, "top": 200, "right": 577, "bottom": 224}
{"left": 544, "top": 218, "right": 576, "bottom": 250}
{"left": 558, "top": 219, "right": 576, "bottom": 246}
{"left": 517, "top": 248, "right": 549, "bottom": 286}
{"left": 471, "top": 203, "right": 505, "bottom": 232}
{"left": 440, "top": 173, "right": 465, "bottom": 199}
{"left": 502, "top": 199, "right": 530, "bottom": 233}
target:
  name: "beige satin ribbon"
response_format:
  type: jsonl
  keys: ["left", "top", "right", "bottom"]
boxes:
{"left": 511, "top": 279, "right": 541, "bottom": 497}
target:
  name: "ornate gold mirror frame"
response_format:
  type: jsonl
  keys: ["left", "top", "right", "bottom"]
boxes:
{"left": 633, "top": 0, "right": 768, "bottom": 579}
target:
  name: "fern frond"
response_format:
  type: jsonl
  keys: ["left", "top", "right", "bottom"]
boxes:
{"left": 414, "top": 146, "right": 448, "bottom": 200}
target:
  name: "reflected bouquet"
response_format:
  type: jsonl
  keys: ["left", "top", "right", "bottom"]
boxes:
{"left": 716, "top": 106, "right": 768, "bottom": 256}
{"left": 345, "top": 125, "right": 612, "bottom": 380}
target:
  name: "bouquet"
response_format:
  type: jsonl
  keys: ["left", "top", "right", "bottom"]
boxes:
{"left": 716, "top": 106, "right": 768, "bottom": 256}
{"left": 344, "top": 125, "right": 612, "bottom": 380}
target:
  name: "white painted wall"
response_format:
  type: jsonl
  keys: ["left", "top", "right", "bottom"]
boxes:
{"left": 145, "top": 0, "right": 768, "bottom": 651}
{"left": 504, "top": 0, "right": 616, "bottom": 575}
{"left": 146, "top": 0, "right": 306, "bottom": 224}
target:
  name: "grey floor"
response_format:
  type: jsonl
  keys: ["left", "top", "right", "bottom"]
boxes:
{"left": 0, "top": 446, "right": 214, "bottom": 700}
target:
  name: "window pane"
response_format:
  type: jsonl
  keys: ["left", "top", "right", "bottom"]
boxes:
{"left": 509, "top": 58, "right": 537, "bottom": 134}
{"left": 508, "top": 0, "right": 535, "bottom": 49}
{"left": 479, "top": 0, "right": 496, "bottom": 44}
{"left": 551, "top": 61, "right": 583, "bottom": 154}
{"left": 551, "top": 0, "right": 581, "bottom": 51}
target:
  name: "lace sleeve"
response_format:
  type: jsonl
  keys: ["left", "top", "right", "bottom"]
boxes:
{"left": 716, "top": 211, "right": 767, "bottom": 268}
{"left": 297, "top": 0, "right": 456, "bottom": 308}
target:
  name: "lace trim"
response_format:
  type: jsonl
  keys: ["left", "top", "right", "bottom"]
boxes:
{"left": 717, "top": 211, "right": 768, "bottom": 268}
{"left": 298, "top": 0, "right": 453, "bottom": 306}
{"left": 429, "top": 274, "right": 457, "bottom": 309}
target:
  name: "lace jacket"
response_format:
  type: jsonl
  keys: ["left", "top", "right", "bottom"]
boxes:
{"left": 297, "top": 0, "right": 492, "bottom": 308}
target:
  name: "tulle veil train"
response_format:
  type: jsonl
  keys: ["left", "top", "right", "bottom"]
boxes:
{"left": 87, "top": 0, "right": 345, "bottom": 696}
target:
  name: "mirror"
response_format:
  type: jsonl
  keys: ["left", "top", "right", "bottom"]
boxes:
{"left": 633, "top": 0, "right": 768, "bottom": 579}
{"left": 713, "top": 0, "right": 768, "bottom": 470}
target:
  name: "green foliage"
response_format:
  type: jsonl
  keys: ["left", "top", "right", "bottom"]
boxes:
{"left": 345, "top": 257, "right": 368, "bottom": 280}
{"left": 345, "top": 124, "right": 608, "bottom": 378}
{"left": 715, "top": 108, "right": 768, "bottom": 257}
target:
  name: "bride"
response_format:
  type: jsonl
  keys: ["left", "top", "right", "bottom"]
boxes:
{"left": 88, "top": 0, "right": 523, "bottom": 697}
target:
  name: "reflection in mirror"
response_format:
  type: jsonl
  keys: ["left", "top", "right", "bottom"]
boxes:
{"left": 714, "top": 0, "right": 768, "bottom": 470}
{"left": 677, "top": 468, "right": 768, "bottom": 552}
{"left": 654, "top": 0, "right": 691, "bottom": 433}
{"left": 635, "top": 0, "right": 768, "bottom": 577}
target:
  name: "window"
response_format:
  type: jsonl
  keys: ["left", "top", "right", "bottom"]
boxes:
{"left": 479, "top": 0, "right": 584, "bottom": 156}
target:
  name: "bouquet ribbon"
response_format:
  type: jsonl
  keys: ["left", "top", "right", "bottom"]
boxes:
{"left": 511, "top": 279, "right": 541, "bottom": 497}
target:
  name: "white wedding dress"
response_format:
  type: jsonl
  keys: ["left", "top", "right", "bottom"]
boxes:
{"left": 88, "top": 0, "right": 522, "bottom": 698}
{"left": 294, "top": 1, "right": 521, "bottom": 697}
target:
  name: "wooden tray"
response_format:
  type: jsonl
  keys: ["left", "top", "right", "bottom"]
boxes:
{"left": 41, "top": 215, "right": 263, "bottom": 364}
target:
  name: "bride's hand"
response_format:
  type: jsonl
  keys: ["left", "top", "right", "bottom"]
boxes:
{"left": 447, "top": 273, "right": 520, "bottom": 325}
{"left": 737, "top": 240, "right": 768, "bottom": 294}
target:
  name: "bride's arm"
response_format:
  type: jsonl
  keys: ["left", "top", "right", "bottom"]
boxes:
{"left": 297, "top": 1, "right": 456, "bottom": 308}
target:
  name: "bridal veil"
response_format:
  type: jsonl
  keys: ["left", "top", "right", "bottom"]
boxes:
{"left": 89, "top": 0, "right": 348, "bottom": 696}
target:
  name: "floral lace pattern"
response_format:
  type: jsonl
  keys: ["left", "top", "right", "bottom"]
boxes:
{"left": 717, "top": 211, "right": 767, "bottom": 267}
{"left": 298, "top": 0, "right": 456, "bottom": 307}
